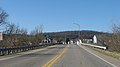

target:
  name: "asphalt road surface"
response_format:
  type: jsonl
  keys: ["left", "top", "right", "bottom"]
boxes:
{"left": 0, "top": 44, "right": 120, "bottom": 67}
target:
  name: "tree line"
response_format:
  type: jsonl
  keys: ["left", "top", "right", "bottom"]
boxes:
{"left": 0, "top": 8, "right": 44, "bottom": 48}
{"left": 97, "top": 24, "right": 120, "bottom": 52}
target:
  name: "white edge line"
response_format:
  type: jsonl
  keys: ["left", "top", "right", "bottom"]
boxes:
{"left": 78, "top": 45, "right": 117, "bottom": 67}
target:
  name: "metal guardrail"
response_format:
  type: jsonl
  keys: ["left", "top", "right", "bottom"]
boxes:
{"left": 81, "top": 43, "right": 107, "bottom": 50}
{"left": 0, "top": 43, "right": 55, "bottom": 56}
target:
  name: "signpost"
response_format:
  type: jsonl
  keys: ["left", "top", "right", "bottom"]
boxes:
{"left": 0, "top": 32, "right": 3, "bottom": 40}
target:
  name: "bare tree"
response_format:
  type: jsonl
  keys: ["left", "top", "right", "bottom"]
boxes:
{"left": 0, "top": 8, "right": 8, "bottom": 26}
{"left": 30, "top": 25, "right": 44, "bottom": 44}
{"left": 30, "top": 25, "right": 43, "bottom": 35}
{"left": 112, "top": 24, "right": 120, "bottom": 34}
{"left": 4, "top": 23, "right": 16, "bottom": 35}
{"left": 1, "top": 23, "right": 29, "bottom": 47}
{"left": 97, "top": 24, "right": 120, "bottom": 52}
{"left": 4, "top": 23, "right": 27, "bottom": 35}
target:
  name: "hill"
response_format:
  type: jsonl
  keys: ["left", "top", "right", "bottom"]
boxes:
{"left": 43, "top": 30, "right": 108, "bottom": 42}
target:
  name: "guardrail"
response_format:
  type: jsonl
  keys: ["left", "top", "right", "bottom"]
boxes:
{"left": 0, "top": 43, "right": 56, "bottom": 56}
{"left": 81, "top": 43, "right": 107, "bottom": 50}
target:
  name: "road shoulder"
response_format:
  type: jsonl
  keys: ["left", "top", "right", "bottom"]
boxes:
{"left": 78, "top": 44, "right": 120, "bottom": 67}
{"left": 0, "top": 45, "right": 58, "bottom": 61}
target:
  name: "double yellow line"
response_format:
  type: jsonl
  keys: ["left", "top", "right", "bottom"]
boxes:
{"left": 42, "top": 45, "right": 69, "bottom": 67}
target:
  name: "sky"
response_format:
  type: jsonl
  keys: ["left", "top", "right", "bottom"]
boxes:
{"left": 0, "top": 0, "right": 120, "bottom": 33}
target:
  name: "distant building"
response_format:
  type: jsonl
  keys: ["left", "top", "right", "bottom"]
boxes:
{"left": 82, "top": 39, "right": 93, "bottom": 43}
{"left": 81, "top": 35, "right": 97, "bottom": 44}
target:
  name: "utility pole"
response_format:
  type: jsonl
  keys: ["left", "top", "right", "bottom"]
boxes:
{"left": 64, "top": 33, "right": 66, "bottom": 44}
{"left": 73, "top": 23, "right": 80, "bottom": 39}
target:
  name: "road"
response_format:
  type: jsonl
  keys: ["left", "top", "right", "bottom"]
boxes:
{"left": 0, "top": 44, "right": 120, "bottom": 67}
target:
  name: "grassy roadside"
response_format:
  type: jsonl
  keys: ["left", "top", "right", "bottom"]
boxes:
{"left": 82, "top": 45, "right": 120, "bottom": 60}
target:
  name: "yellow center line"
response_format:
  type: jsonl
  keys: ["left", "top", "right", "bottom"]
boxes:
{"left": 47, "top": 48, "right": 67, "bottom": 67}
{"left": 42, "top": 55, "right": 59, "bottom": 67}
{"left": 42, "top": 45, "right": 69, "bottom": 67}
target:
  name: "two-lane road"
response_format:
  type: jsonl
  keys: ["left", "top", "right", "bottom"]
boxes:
{"left": 0, "top": 44, "right": 120, "bottom": 67}
{"left": 52, "top": 44, "right": 119, "bottom": 67}
{"left": 0, "top": 45, "right": 66, "bottom": 67}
